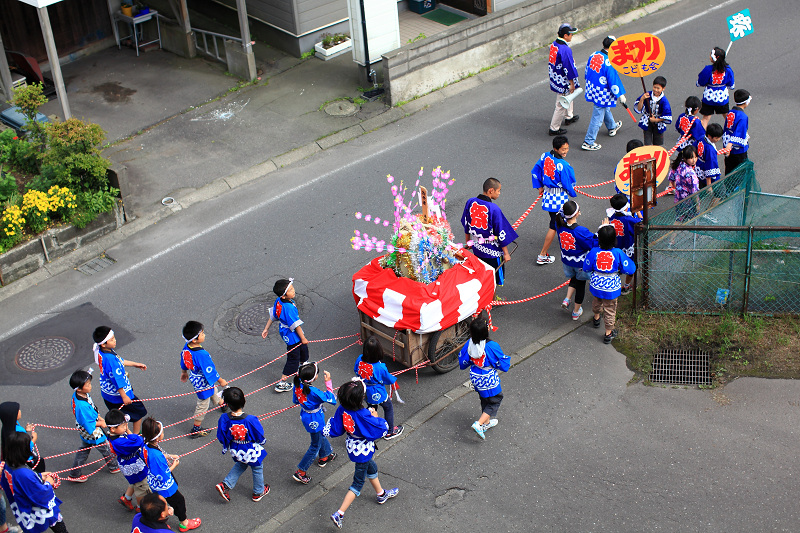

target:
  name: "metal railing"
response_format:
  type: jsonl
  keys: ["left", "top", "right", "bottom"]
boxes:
{"left": 192, "top": 27, "right": 242, "bottom": 63}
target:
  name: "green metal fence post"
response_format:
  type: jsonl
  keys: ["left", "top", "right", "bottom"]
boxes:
{"left": 742, "top": 226, "right": 754, "bottom": 315}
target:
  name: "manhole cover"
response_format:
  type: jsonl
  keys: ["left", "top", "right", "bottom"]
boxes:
{"left": 236, "top": 304, "right": 268, "bottom": 336}
{"left": 15, "top": 337, "right": 76, "bottom": 371}
{"left": 323, "top": 100, "right": 358, "bottom": 117}
{"left": 650, "top": 348, "right": 711, "bottom": 386}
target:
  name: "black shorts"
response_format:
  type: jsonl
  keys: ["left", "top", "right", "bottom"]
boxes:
{"left": 283, "top": 342, "right": 310, "bottom": 376}
{"left": 548, "top": 211, "right": 559, "bottom": 231}
{"left": 104, "top": 393, "right": 148, "bottom": 422}
{"left": 479, "top": 393, "right": 504, "bottom": 417}
{"left": 700, "top": 102, "right": 729, "bottom": 116}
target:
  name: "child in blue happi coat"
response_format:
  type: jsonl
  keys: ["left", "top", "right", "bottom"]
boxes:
{"left": 556, "top": 200, "right": 598, "bottom": 321}
{"left": 584, "top": 225, "right": 637, "bottom": 344}
{"left": 607, "top": 193, "right": 641, "bottom": 295}
{"left": 458, "top": 315, "right": 510, "bottom": 440}
{"left": 141, "top": 418, "right": 200, "bottom": 531}
{"left": 291, "top": 362, "right": 337, "bottom": 485}
{"left": 697, "top": 47, "right": 735, "bottom": 129}
{"left": 0, "top": 432, "right": 66, "bottom": 533}
{"left": 723, "top": 89, "right": 751, "bottom": 175}
{"left": 180, "top": 321, "right": 229, "bottom": 439}
{"left": 634, "top": 76, "right": 672, "bottom": 146}
{"left": 105, "top": 409, "right": 150, "bottom": 513}
{"left": 354, "top": 337, "right": 403, "bottom": 440}
{"left": 262, "top": 278, "right": 310, "bottom": 393}
{"left": 130, "top": 493, "right": 173, "bottom": 533}
{"left": 214, "top": 387, "right": 269, "bottom": 503}
{"left": 674, "top": 96, "right": 705, "bottom": 152}
{"left": 0, "top": 402, "right": 43, "bottom": 473}
{"left": 325, "top": 379, "right": 399, "bottom": 529}
{"left": 68, "top": 370, "right": 120, "bottom": 483}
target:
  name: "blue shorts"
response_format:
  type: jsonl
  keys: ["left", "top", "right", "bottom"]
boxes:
{"left": 103, "top": 393, "right": 148, "bottom": 422}
{"left": 562, "top": 263, "right": 590, "bottom": 281}
{"left": 349, "top": 459, "right": 378, "bottom": 496}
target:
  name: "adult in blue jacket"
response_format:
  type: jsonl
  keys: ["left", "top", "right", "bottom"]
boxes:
{"left": 548, "top": 23, "right": 580, "bottom": 135}
{"left": 582, "top": 36, "right": 625, "bottom": 151}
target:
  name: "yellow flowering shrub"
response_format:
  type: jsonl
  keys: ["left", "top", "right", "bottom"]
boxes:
{"left": 22, "top": 189, "right": 51, "bottom": 233}
{"left": 0, "top": 205, "right": 25, "bottom": 252}
{"left": 47, "top": 185, "right": 77, "bottom": 218}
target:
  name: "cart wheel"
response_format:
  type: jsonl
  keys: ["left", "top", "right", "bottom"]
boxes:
{"left": 428, "top": 318, "right": 472, "bottom": 374}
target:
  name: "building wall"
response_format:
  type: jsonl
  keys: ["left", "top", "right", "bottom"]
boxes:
{"left": 296, "top": 0, "right": 348, "bottom": 36}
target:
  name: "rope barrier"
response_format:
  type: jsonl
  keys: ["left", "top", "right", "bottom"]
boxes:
{"left": 575, "top": 180, "right": 614, "bottom": 189}
{"left": 511, "top": 193, "right": 542, "bottom": 230}
{"left": 490, "top": 280, "right": 570, "bottom": 307}
{"left": 576, "top": 189, "right": 613, "bottom": 200}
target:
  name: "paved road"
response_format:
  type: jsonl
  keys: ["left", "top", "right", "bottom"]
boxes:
{"left": 0, "top": 0, "right": 796, "bottom": 531}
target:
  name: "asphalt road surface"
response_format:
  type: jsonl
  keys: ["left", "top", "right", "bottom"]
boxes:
{"left": 1, "top": 0, "right": 797, "bottom": 531}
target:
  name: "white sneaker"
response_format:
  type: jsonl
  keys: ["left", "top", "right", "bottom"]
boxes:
{"left": 608, "top": 120, "right": 623, "bottom": 137}
{"left": 482, "top": 419, "right": 499, "bottom": 431}
{"left": 274, "top": 381, "right": 292, "bottom": 392}
{"left": 536, "top": 254, "right": 556, "bottom": 265}
{"left": 581, "top": 142, "right": 602, "bottom": 151}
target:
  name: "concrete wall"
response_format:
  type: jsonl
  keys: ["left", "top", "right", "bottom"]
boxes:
{"left": 296, "top": 0, "right": 348, "bottom": 36}
{"left": 0, "top": 204, "right": 125, "bottom": 286}
{"left": 383, "top": 0, "right": 641, "bottom": 106}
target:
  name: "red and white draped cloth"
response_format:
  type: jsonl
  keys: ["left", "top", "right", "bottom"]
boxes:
{"left": 352, "top": 251, "right": 496, "bottom": 334}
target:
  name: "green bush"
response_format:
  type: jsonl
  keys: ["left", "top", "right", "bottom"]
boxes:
{"left": 70, "top": 187, "right": 119, "bottom": 229}
{"left": 9, "top": 138, "right": 40, "bottom": 175}
{"left": 0, "top": 171, "right": 17, "bottom": 203}
{"left": 40, "top": 119, "right": 110, "bottom": 191}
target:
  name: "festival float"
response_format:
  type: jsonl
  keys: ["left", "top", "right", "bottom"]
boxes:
{"left": 350, "top": 167, "right": 496, "bottom": 373}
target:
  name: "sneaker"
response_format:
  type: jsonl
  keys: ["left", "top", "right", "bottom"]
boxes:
{"left": 608, "top": 120, "right": 623, "bottom": 136}
{"left": 471, "top": 421, "right": 485, "bottom": 440}
{"left": 702, "top": 214, "right": 719, "bottom": 224}
{"left": 109, "top": 466, "right": 121, "bottom": 474}
{"left": 215, "top": 482, "right": 231, "bottom": 502}
{"left": 292, "top": 470, "right": 311, "bottom": 484}
{"left": 664, "top": 185, "right": 675, "bottom": 195}
{"left": 178, "top": 518, "right": 201, "bottom": 531}
{"left": 274, "top": 381, "right": 292, "bottom": 393}
{"left": 5, "top": 527, "right": 22, "bottom": 533}
{"left": 67, "top": 475, "right": 88, "bottom": 483}
{"left": 564, "top": 114, "right": 580, "bottom": 125}
{"left": 581, "top": 142, "right": 602, "bottom": 151}
{"left": 331, "top": 511, "right": 344, "bottom": 529}
{"left": 603, "top": 329, "right": 619, "bottom": 344}
{"left": 572, "top": 307, "right": 583, "bottom": 321}
{"left": 536, "top": 254, "right": 555, "bottom": 265}
{"left": 548, "top": 128, "right": 567, "bottom": 136}
{"left": 621, "top": 284, "right": 633, "bottom": 296}
{"left": 482, "top": 419, "right": 499, "bottom": 431}
{"left": 119, "top": 495, "right": 136, "bottom": 511}
{"left": 561, "top": 297, "right": 571, "bottom": 310}
{"left": 376, "top": 487, "right": 399, "bottom": 504}
{"left": 189, "top": 425, "right": 211, "bottom": 439}
{"left": 252, "top": 484, "right": 270, "bottom": 502}
{"left": 593, "top": 316, "right": 602, "bottom": 328}
{"left": 317, "top": 452, "right": 337, "bottom": 468}
{"left": 384, "top": 425, "right": 404, "bottom": 440}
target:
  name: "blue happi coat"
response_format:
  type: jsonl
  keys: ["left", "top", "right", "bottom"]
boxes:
{"left": 723, "top": 108, "right": 749, "bottom": 155}
{"left": 96, "top": 347, "right": 132, "bottom": 404}
{"left": 354, "top": 355, "right": 396, "bottom": 406}
{"left": 697, "top": 65, "right": 735, "bottom": 107}
{"left": 583, "top": 247, "right": 637, "bottom": 299}
{"left": 217, "top": 413, "right": 267, "bottom": 466}
{"left": 270, "top": 298, "right": 303, "bottom": 346}
{"left": 108, "top": 433, "right": 148, "bottom": 484}
{"left": 532, "top": 151, "right": 577, "bottom": 213}
{"left": 584, "top": 49, "right": 625, "bottom": 107}
{"left": 0, "top": 464, "right": 62, "bottom": 533}
{"left": 323, "top": 406, "right": 388, "bottom": 463}
{"left": 634, "top": 92, "right": 672, "bottom": 133}
{"left": 458, "top": 340, "right": 510, "bottom": 398}
{"left": 548, "top": 38, "right": 580, "bottom": 94}
{"left": 293, "top": 384, "right": 336, "bottom": 433}
{"left": 180, "top": 344, "right": 220, "bottom": 400}
{"left": 461, "top": 195, "right": 518, "bottom": 260}
{"left": 557, "top": 223, "right": 597, "bottom": 268}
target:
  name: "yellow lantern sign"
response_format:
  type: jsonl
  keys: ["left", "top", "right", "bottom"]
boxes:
{"left": 608, "top": 33, "right": 666, "bottom": 78}
{"left": 614, "top": 145, "right": 670, "bottom": 196}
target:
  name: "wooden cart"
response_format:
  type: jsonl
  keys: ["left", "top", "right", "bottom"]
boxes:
{"left": 358, "top": 310, "right": 473, "bottom": 373}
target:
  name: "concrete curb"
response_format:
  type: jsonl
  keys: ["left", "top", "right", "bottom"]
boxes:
{"left": 249, "top": 315, "right": 592, "bottom": 533}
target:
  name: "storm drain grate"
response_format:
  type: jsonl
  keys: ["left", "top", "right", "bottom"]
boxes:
{"left": 650, "top": 348, "right": 711, "bottom": 386}
{"left": 77, "top": 255, "right": 116, "bottom": 275}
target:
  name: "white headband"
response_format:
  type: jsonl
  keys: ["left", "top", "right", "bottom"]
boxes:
{"left": 606, "top": 202, "right": 630, "bottom": 218}
{"left": 558, "top": 202, "right": 580, "bottom": 220}
{"left": 182, "top": 330, "right": 202, "bottom": 343}
{"left": 350, "top": 376, "right": 367, "bottom": 395}
{"left": 282, "top": 278, "right": 294, "bottom": 297}
{"left": 710, "top": 49, "right": 717, "bottom": 61}
{"left": 301, "top": 361, "right": 319, "bottom": 384}
{"left": 147, "top": 421, "right": 164, "bottom": 443}
{"left": 92, "top": 329, "right": 114, "bottom": 364}
{"left": 107, "top": 414, "right": 131, "bottom": 428}
{"left": 735, "top": 95, "right": 752, "bottom": 106}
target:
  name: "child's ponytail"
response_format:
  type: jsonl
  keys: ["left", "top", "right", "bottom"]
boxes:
{"left": 557, "top": 200, "right": 579, "bottom": 228}
{"left": 671, "top": 145, "right": 697, "bottom": 171}
{"left": 711, "top": 47, "right": 728, "bottom": 73}
{"left": 296, "top": 362, "right": 318, "bottom": 396}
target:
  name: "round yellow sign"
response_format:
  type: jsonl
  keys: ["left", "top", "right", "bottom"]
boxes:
{"left": 614, "top": 145, "right": 670, "bottom": 196}
{"left": 607, "top": 33, "right": 666, "bottom": 78}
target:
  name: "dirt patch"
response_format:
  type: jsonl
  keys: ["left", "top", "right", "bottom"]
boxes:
{"left": 90, "top": 82, "right": 136, "bottom": 104}
{"left": 613, "top": 297, "right": 800, "bottom": 386}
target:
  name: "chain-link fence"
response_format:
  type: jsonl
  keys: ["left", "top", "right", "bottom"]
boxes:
{"left": 638, "top": 162, "right": 800, "bottom": 314}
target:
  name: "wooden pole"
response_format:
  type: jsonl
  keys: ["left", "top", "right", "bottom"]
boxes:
{"left": 37, "top": 6, "right": 71, "bottom": 120}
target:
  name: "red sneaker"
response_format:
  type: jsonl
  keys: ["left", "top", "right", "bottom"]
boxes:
{"left": 118, "top": 495, "right": 136, "bottom": 511}
{"left": 178, "top": 518, "right": 201, "bottom": 531}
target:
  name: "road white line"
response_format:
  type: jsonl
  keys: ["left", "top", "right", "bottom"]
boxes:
{"left": 0, "top": 0, "right": 740, "bottom": 342}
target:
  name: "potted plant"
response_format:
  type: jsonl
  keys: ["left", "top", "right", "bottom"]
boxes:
{"left": 314, "top": 33, "right": 352, "bottom": 61}
{"left": 121, "top": 2, "right": 133, "bottom": 17}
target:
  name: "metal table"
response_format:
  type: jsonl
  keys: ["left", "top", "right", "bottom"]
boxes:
{"left": 113, "top": 9, "right": 161, "bottom": 57}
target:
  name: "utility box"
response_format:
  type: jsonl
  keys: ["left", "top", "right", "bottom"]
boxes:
{"left": 409, "top": 0, "right": 436, "bottom": 14}
{"left": 347, "top": 0, "right": 400, "bottom": 66}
